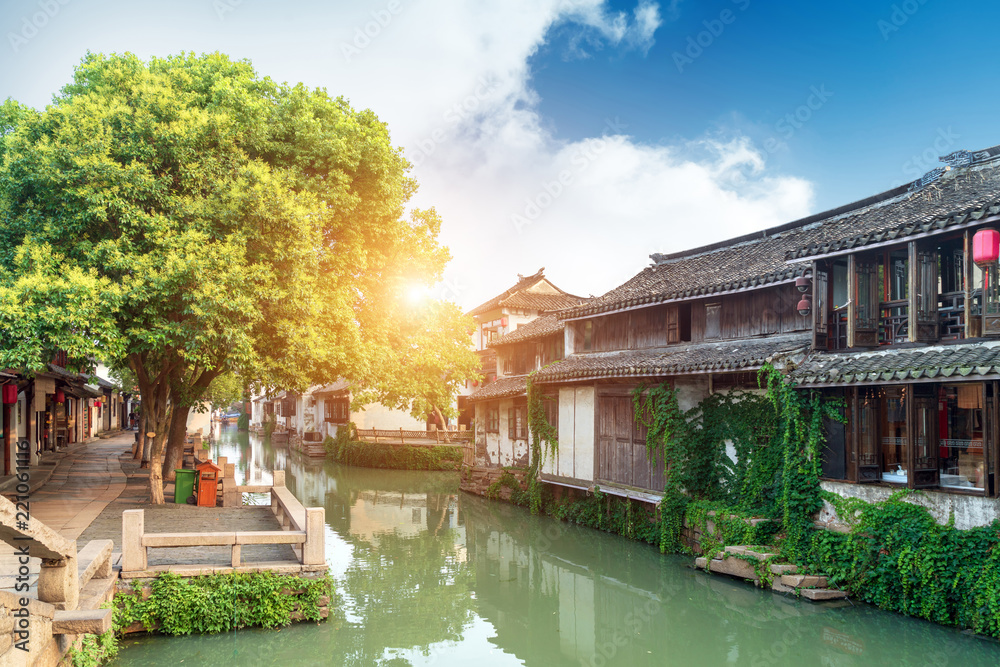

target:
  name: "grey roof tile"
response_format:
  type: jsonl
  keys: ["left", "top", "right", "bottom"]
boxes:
{"left": 792, "top": 341, "right": 1000, "bottom": 385}
{"left": 534, "top": 334, "right": 811, "bottom": 383}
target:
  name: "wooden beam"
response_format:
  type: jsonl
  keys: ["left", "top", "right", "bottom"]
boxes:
{"left": 965, "top": 229, "right": 975, "bottom": 339}
{"left": 908, "top": 241, "right": 918, "bottom": 343}
{"left": 847, "top": 254, "right": 857, "bottom": 348}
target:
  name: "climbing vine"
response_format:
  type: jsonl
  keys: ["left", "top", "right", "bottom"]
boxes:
{"left": 524, "top": 370, "right": 559, "bottom": 514}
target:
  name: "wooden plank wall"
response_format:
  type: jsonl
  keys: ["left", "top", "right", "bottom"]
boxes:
{"left": 596, "top": 395, "right": 665, "bottom": 492}
{"left": 592, "top": 285, "right": 809, "bottom": 351}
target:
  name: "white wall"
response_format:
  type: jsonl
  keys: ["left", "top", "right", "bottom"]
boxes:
{"left": 186, "top": 406, "right": 211, "bottom": 434}
{"left": 542, "top": 386, "right": 595, "bottom": 483}
{"left": 351, "top": 402, "right": 425, "bottom": 431}
{"left": 473, "top": 398, "right": 530, "bottom": 468}
{"left": 820, "top": 480, "right": 1000, "bottom": 531}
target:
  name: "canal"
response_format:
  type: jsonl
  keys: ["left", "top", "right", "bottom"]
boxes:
{"left": 112, "top": 426, "right": 1000, "bottom": 666}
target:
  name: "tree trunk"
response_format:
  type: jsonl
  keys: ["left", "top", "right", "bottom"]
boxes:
{"left": 433, "top": 406, "right": 451, "bottom": 443}
{"left": 133, "top": 413, "right": 144, "bottom": 460}
{"left": 162, "top": 405, "right": 191, "bottom": 482}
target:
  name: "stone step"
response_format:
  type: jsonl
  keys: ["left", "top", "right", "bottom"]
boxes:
{"left": 723, "top": 545, "right": 778, "bottom": 560}
{"left": 697, "top": 555, "right": 759, "bottom": 581}
{"left": 771, "top": 580, "right": 796, "bottom": 594}
{"left": 780, "top": 574, "right": 828, "bottom": 589}
{"left": 801, "top": 587, "right": 848, "bottom": 601}
{"left": 769, "top": 563, "right": 797, "bottom": 575}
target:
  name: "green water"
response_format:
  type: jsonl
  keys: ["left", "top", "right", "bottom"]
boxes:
{"left": 111, "top": 426, "right": 1000, "bottom": 666}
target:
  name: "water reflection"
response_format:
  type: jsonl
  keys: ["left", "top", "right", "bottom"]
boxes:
{"left": 113, "top": 426, "right": 1000, "bottom": 666}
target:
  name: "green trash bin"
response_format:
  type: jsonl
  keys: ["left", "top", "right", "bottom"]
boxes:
{"left": 174, "top": 469, "right": 197, "bottom": 504}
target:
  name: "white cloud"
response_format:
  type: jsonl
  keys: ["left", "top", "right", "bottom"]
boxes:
{"left": 320, "top": 0, "right": 814, "bottom": 308}
{"left": 0, "top": 0, "right": 814, "bottom": 310}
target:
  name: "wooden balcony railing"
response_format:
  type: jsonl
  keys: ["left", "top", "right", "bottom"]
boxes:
{"left": 828, "top": 311, "right": 848, "bottom": 350}
{"left": 939, "top": 291, "right": 965, "bottom": 340}
{"left": 879, "top": 299, "right": 908, "bottom": 345}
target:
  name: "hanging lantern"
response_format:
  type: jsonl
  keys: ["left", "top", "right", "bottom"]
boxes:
{"left": 973, "top": 228, "right": 1000, "bottom": 267}
{"left": 95, "top": 400, "right": 102, "bottom": 408}
{"left": 500, "top": 317, "right": 508, "bottom": 327}
{"left": 55, "top": 389, "right": 65, "bottom": 403}
{"left": 2, "top": 384, "right": 16, "bottom": 405}
{"left": 797, "top": 296, "right": 812, "bottom": 317}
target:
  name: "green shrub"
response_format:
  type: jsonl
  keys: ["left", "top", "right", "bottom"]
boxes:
{"left": 323, "top": 434, "right": 461, "bottom": 471}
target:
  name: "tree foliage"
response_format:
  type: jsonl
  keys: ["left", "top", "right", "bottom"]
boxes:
{"left": 0, "top": 51, "right": 472, "bottom": 500}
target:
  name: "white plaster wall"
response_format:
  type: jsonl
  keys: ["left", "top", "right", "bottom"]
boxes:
{"left": 351, "top": 402, "right": 425, "bottom": 431}
{"left": 573, "top": 387, "right": 595, "bottom": 482}
{"left": 820, "top": 480, "right": 1000, "bottom": 530}
{"left": 186, "top": 406, "right": 211, "bottom": 434}
{"left": 675, "top": 375, "right": 710, "bottom": 411}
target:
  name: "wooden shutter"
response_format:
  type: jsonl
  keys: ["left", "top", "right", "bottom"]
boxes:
{"left": 985, "top": 264, "right": 1000, "bottom": 335}
{"left": 850, "top": 255, "right": 879, "bottom": 348}
{"left": 507, "top": 408, "right": 515, "bottom": 438}
{"left": 666, "top": 306, "right": 679, "bottom": 344}
{"left": 705, "top": 303, "right": 721, "bottom": 340}
{"left": 911, "top": 245, "right": 939, "bottom": 342}
{"left": 856, "top": 389, "right": 880, "bottom": 482}
{"left": 814, "top": 269, "right": 829, "bottom": 350}
{"left": 911, "top": 392, "right": 939, "bottom": 488}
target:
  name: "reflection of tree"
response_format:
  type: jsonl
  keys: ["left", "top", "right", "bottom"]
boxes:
{"left": 338, "top": 529, "right": 475, "bottom": 666}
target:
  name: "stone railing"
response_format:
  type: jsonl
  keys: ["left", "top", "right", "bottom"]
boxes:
{"left": 121, "top": 470, "right": 325, "bottom": 576}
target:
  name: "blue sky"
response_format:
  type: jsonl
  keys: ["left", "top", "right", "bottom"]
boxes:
{"left": 1, "top": 0, "right": 998, "bottom": 307}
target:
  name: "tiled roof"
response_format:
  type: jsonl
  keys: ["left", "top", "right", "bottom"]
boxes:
{"left": 563, "top": 263, "right": 810, "bottom": 319}
{"left": 314, "top": 380, "right": 350, "bottom": 396}
{"left": 490, "top": 314, "right": 563, "bottom": 348}
{"left": 468, "top": 269, "right": 587, "bottom": 317}
{"left": 562, "top": 145, "right": 1000, "bottom": 321}
{"left": 467, "top": 375, "right": 529, "bottom": 402}
{"left": 786, "top": 157, "right": 1000, "bottom": 262}
{"left": 792, "top": 341, "right": 1000, "bottom": 386}
{"left": 535, "top": 334, "right": 811, "bottom": 383}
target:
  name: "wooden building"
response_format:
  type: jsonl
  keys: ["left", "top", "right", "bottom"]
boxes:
{"left": 469, "top": 143, "right": 1000, "bottom": 528}
{"left": 460, "top": 269, "right": 587, "bottom": 429}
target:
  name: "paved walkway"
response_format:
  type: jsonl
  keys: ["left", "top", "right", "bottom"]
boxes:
{"left": 29, "top": 433, "right": 133, "bottom": 540}
{"left": 0, "top": 432, "right": 134, "bottom": 593}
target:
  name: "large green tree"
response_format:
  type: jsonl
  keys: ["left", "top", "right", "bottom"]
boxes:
{"left": 0, "top": 52, "right": 474, "bottom": 502}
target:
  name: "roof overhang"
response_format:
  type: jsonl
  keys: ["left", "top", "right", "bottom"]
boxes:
{"left": 560, "top": 270, "right": 809, "bottom": 322}
{"left": 784, "top": 212, "right": 1000, "bottom": 264}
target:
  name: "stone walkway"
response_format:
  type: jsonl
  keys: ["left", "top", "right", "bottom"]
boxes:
{"left": 0, "top": 432, "right": 133, "bottom": 593}
{"left": 1, "top": 433, "right": 296, "bottom": 593}
{"left": 29, "top": 433, "right": 133, "bottom": 540}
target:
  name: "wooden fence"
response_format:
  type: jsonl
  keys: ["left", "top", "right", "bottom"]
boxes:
{"left": 355, "top": 428, "right": 473, "bottom": 445}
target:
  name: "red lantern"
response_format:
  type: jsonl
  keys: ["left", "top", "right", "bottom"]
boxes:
{"left": 95, "top": 400, "right": 102, "bottom": 408}
{"left": 55, "top": 389, "right": 65, "bottom": 403}
{"left": 973, "top": 229, "right": 1000, "bottom": 267}
{"left": 501, "top": 317, "right": 508, "bottom": 327}
{"left": 2, "top": 384, "right": 16, "bottom": 405}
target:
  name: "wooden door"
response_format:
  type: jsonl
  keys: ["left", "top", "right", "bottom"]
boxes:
{"left": 911, "top": 391, "right": 939, "bottom": 488}
{"left": 597, "top": 394, "right": 664, "bottom": 491}
{"left": 856, "top": 388, "right": 881, "bottom": 482}
{"left": 850, "top": 255, "right": 880, "bottom": 347}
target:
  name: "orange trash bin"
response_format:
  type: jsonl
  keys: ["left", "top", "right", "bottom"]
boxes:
{"left": 196, "top": 460, "right": 222, "bottom": 507}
